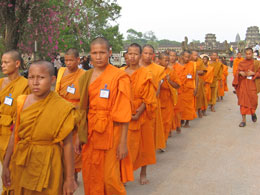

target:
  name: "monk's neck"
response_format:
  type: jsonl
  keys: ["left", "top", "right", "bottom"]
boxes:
{"left": 66, "top": 67, "right": 78, "bottom": 74}
{"left": 141, "top": 61, "right": 152, "bottom": 67}
{"left": 129, "top": 64, "right": 140, "bottom": 70}
{"left": 170, "top": 62, "right": 177, "bottom": 66}
{"left": 94, "top": 64, "right": 108, "bottom": 73}
{"left": 7, "top": 71, "right": 20, "bottom": 81}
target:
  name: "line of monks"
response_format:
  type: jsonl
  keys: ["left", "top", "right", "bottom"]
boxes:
{"left": 1, "top": 37, "right": 254, "bottom": 195}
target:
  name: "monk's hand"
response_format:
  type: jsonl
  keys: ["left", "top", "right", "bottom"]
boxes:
{"left": 117, "top": 142, "right": 128, "bottom": 160}
{"left": 63, "top": 177, "right": 78, "bottom": 195}
{"left": 239, "top": 71, "right": 247, "bottom": 77}
{"left": 74, "top": 136, "right": 81, "bottom": 155}
{"left": 131, "top": 113, "right": 140, "bottom": 121}
{"left": 193, "top": 88, "right": 198, "bottom": 96}
{"left": 166, "top": 75, "right": 170, "bottom": 81}
{"left": 247, "top": 70, "right": 255, "bottom": 76}
{"left": 2, "top": 165, "right": 11, "bottom": 187}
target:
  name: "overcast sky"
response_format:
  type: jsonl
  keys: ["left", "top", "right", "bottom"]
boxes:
{"left": 117, "top": 0, "right": 260, "bottom": 42}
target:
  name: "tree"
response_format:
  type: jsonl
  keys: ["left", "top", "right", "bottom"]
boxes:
{"left": 0, "top": 0, "right": 123, "bottom": 58}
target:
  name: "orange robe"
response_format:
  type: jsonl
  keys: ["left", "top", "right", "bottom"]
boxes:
{"left": 209, "top": 61, "right": 223, "bottom": 105}
{"left": 160, "top": 67, "right": 180, "bottom": 141}
{"left": 122, "top": 66, "right": 157, "bottom": 170}
{"left": 202, "top": 65, "right": 214, "bottom": 110}
{"left": 79, "top": 65, "right": 133, "bottom": 195}
{"left": 194, "top": 59, "right": 207, "bottom": 110}
{"left": 8, "top": 92, "right": 77, "bottom": 194}
{"left": 171, "top": 63, "right": 184, "bottom": 129}
{"left": 0, "top": 76, "right": 29, "bottom": 163}
{"left": 233, "top": 57, "right": 244, "bottom": 76}
{"left": 143, "top": 63, "right": 166, "bottom": 149}
{"left": 218, "top": 65, "right": 228, "bottom": 97}
{"left": 179, "top": 61, "right": 197, "bottom": 120}
{"left": 233, "top": 60, "right": 260, "bottom": 115}
{"left": 55, "top": 67, "right": 85, "bottom": 171}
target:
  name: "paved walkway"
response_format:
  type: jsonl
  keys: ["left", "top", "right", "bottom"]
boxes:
{"left": 2, "top": 69, "right": 260, "bottom": 195}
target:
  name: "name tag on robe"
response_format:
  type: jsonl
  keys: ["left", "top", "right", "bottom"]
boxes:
{"left": 67, "top": 85, "right": 76, "bottom": 94}
{"left": 4, "top": 94, "right": 13, "bottom": 106}
{"left": 247, "top": 76, "right": 253, "bottom": 80}
{"left": 187, "top": 74, "right": 192, "bottom": 79}
{"left": 100, "top": 84, "right": 110, "bottom": 99}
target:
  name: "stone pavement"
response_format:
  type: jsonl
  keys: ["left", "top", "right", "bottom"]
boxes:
{"left": 2, "top": 69, "right": 260, "bottom": 195}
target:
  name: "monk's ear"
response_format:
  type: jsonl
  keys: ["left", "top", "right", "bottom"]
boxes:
{"left": 77, "top": 57, "right": 80, "bottom": 64}
{"left": 15, "top": 60, "right": 21, "bottom": 69}
{"left": 108, "top": 49, "right": 112, "bottom": 58}
{"left": 51, "top": 75, "right": 56, "bottom": 84}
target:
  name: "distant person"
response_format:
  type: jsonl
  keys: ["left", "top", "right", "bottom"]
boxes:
{"left": 229, "top": 56, "right": 234, "bottom": 68}
{"left": 233, "top": 52, "right": 244, "bottom": 77}
{"left": 233, "top": 48, "right": 260, "bottom": 127}
{"left": 81, "top": 55, "right": 91, "bottom": 70}
{"left": 218, "top": 57, "right": 229, "bottom": 101}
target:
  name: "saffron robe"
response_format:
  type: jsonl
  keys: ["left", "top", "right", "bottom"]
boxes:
{"left": 79, "top": 65, "right": 133, "bottom": 195}
{"left": 233, "top": 60, "right": 260, "bottom": 115}
{"left": 122, "top": 66, "right": 157, "bottom": 170}
{"left": 0, "top": 76, "right": 29, "bottom": 163}
{"left": 209, "top": 61, "right": 223, "bottom": 105}
{"left": 178, "top": 61, "right": 197, "bottom": 120}
{"left": 160, "top": 67, "right": 180, "bottom": 141}
{"left": 233, "top": 57, "right": 244, "bottom": 76}
{"left": 218, "top": 65, "right": 228, "bottom": 97}
{"left": 202, "top": 65, "right": 214, "bottom": 110}
{"left": 143, "top": 63, "right": 166, "bottom": 149}
{"left": 55, "top": 67, "right": 85, "bottom": 171}
{"left": 8, "top": 92, "right": 77, "bottom": 194}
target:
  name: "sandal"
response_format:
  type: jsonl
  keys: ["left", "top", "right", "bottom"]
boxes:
{"left": 239, "top": 122, "right": 246, "bottom": 127}
{"left": 252, "top": 114, "right": 257, "bottom": 122}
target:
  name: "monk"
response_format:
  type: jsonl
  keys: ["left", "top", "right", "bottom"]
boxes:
{"left": 178, "top": 51, "right": 197, "bottom": 127}
{"left": 169, "top": 51, "right": 183, "bottom": 133}
{"left": 233, "top": 48, "right": 260, "bottom": 127}
{"left": 1, "top": 61, "right": 78, "bottom": 194}
{"left": 233, "top": 52, "right": 244, "bottom": 94}
{"left": 77, "top": 37, "right": 133, "bottom": 195}
{"left": 209, "top": 52, "right": 223, "bottom": 112}
{"left": 218, "top": 59, "right": 229, "bottom": 101}
{"left": 140, "top": 44, "right": 166, "bottom": 151}
{"left": 190, "top": 51, "right": 207, "bottom": 118}
{"left": 122, "top": 43, "right": 157, "bottom": 185}
{"left": 55, "top": 48, "right": 85, "bottom": 179}
{"left": 201, "top": 56, "right": 214, "bottom": 116}
{"left": 233, "top": 52, "right": 244, "bottom": 77}
{"left": 0, "top": 50, "right": 30, "bottom": 164}
{"left": 158, "top": 52, "right": 180, "bottom": 141}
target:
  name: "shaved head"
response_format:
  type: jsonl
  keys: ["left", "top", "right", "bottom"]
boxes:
{"left": 65, "top": 48, "right": 79, "bottom": 58}
{"left": 143, "top": 44, "right": 155, "bottom": 53}
{"left": 90, "top": 37, "right": 110, "bottom": 51}
{"left": 158, "top": 52, "right": 169, "bottom": 59}
{"left": 3, "top": 50, "right": 22, "bottom": 62}
{"left": 30, "top": 61, "right": 55, "bottom": 76}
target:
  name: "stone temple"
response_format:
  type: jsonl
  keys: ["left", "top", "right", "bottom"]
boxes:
{"left": 245, "top": 26, "right": 260, "bottom": 46}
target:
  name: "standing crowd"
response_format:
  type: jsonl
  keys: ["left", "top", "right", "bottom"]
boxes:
{"left": 0, "top": 37, "right": 259, "bottom": 195}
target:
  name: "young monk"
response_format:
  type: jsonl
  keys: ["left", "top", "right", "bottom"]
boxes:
{"left": 1, "top": 61, "right": 78, "bottom": 194}
{"left": 121, "top": 43, "right": 157, "bottom": 185}
{"left": 178, "top": 51, "right": 197, "bottom": 128}
{"left": 158, "top": 52, "right": 180, "bottom": 141}
{"left": 233, "top": 52, "right": 244, "bottom": 77}
{"left": 169, "top": 51, "right": 183, "bottom": 133}
{"left": 218, "top": 59, "right": 229, "bottom": 101}
{"left": 233, "top": 48, "right": 260, "bottom": 127}
{"left": 209, "top": 52, "right": 223, "bottom": 112}
{"left": 77, "top": 37, "right": 133, "bottom": 195}
{"left": 55, "top": 48, "right": 85, "bottom": 179}
{"left": 0, "top": 50, "right": 30, "bottom": 164}
{"left": 140, "top": 45, "right": 166, "bottom": 151}
{"left": 201, "top": 56, "right": 214, "bottom": 116}
{"left": 190, "top": 51, "right": 207, "bottom": 118}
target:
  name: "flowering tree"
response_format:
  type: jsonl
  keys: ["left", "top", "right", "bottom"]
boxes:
{"left": 0, "top": 0, "right": 123, "bottom": 59}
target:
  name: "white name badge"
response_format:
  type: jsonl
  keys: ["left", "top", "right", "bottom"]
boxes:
{"left": 100, "top": 89, "right": 110, "bottom": 99}
{"left": 4, "top": 96, "right": 13, "bottom": 106}
{"left": 187, "top": 74, "right": 192, "bottom": 79}
{"left": 247, "top": 76, "right": 253, "bottom": 80}
{"left": 160, "top": 79, "right": 164, "bottom": 84}
{"left": 67, "top": 85, "right": 76, "bottom": 94}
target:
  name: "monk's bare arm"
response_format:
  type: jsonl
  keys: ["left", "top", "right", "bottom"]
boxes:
{"left": 132, "top": 103, "right": 146, "bottom": 121}
{"left": 117, "top": 123, "right": 128, "bottom": 160}
{"left": 63, "top": 132, "right": 77, "bottom": 194}
{"left": 166, "top": 75, "right": 180, "bottom": 89}
{"left": 194, "top": 71, "right": 199, "bottom": 96}
{"left": 156, "top": 80, "right": 163, "bottom": 97}
{"left": 2, "top": 129, "right": 15, "bottom": 187}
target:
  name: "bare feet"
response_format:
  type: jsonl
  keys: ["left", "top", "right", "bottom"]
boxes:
{"left": 198, "top": 110, "right": 202, "bottom": 118}
{"left": 202, "top": 110, "right": 207, "bottom": 116}
{"left": 176, "top": 127, "right": 181, "bottom": 134}
{"left": 211, "top": 106, "right": 216, "bottom": 112}
{"left": 168, "top": 131, "right": 172, "bottom": 137}
{"left": 140, "top": 174, "right": 149, "bottom": 185}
